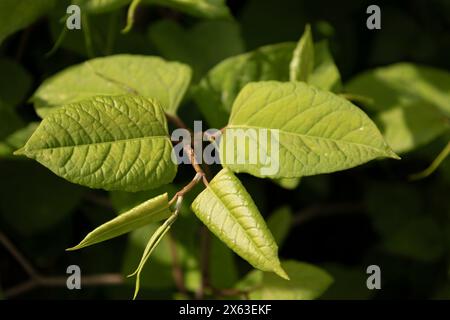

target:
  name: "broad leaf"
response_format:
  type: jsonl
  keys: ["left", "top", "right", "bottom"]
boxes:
{"left": 0, "top": 0, "right": 55, "bottom": 44}
{"left": 195, "top": 41, "right": 341, "bottom": 128}
{"left": 32, "top": 55, "right": 192, "bottom": 117}
{"left": 148, "top": 19, "right": 244, "bottom": 80}
{"left": 290, "top": 24, "right": 314, "bottom": 82}
{"left": 144, "top": 0, "right": 231, "bottom": 19}
{"left": 16, "top": 95, "right": 177, "bottom": 192}
{"left": 377, "top": 103, "right": 449, "bottom": 153}
{"left": 220, "top": 81, "right": 398, "bottom": 179}
{"left": 0, "top": 58, "right": 32, "bottom": 106}
{"left": 267, "top": 206, "right": 292, "bottom": 247}
{"left": 346, "top": 64, "right": 450, "bottom": 153}
{"left": 346, "top": 63, "right": 450, "bottom": 115}
{"left": 68, "top": 193, "right": 171, "bottom": 250}
{"left": 194, "top": 42, "right": 295, "bottom": 128}
{"left": 191, "top": 168, "right": 288, "bottom": 279}
{"left": 242, "top": 260, "right": 333, "bottom": 300}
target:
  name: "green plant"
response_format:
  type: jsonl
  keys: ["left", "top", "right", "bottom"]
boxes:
{"left": 13, "top": 23, "right": 401, "bottom": 299}
{"left": 2, "top": 0, "right": 450, "bottom": 301}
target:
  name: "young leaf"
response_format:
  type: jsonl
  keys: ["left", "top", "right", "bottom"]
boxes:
{"left": 239, "top": 260, "right": 333, "bottom": 300}
{"left": 194, "top": 42, "right": 296, "bottom": 128}
{"left": 68, "top": 193, "right": 171, "bottom": 250}
{"left": 0, "top": 0, "right": 56, "bottom": 44}
{"left": 195, "top": 40, "right": 342, "bottom": 128}
{"left": 290, "top": 24, "right": 314, "bottom": 82}
{"left": 76, "top": 0, "right": 131, "bottom": 14}
{"left": 16, "top": 95, "right": 177, "bottom": 192}
{"left": 32, "top": 55, "right": 191, "bottom": 117}
{"left": 220, "top": 81, "right": 399, "bottom": 179}
{"left": 309, "top": 40, "right": 341, "bottom": 92}
{"left": 191, "top": 168, "right": 288, "bottom": 279}
{"left": 144, "top": 0, "right": 231, "bottom": 19}
{"left": 129, "top": 211, "right": 178, "bottom": 299}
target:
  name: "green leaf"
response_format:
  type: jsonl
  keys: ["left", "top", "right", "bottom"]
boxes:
{"left": 309, "top": 40, "right": 342, "bottom": 92}
{"left": 130, "top": 211, "right": 178, "bottom": 299}
{"left": 17, "top": 95, "right": 177, "bottom": 192}
{"left": 346, "top": 64, "right": 450, "bottom": 153}
{"left": 32, "top": 55, "right": 192, "bottom": 117}
{"left": 76, "top": 0, "right": 131, "bottom": 13}
{"left": 221, "top": 81, "right": 398, "bottom": 179}
{"left": 191, "top": 168, "right": 288, "bottom": 279}
{"left": 290, "top": 24, "right": 314, "bottom": 82}
{"left": 267, "top": 206, "right": 292, "bottom": 247}
{"left": 346, "top": 63, "right": 450, "bottom": 116}
{"left": 68, "top": 193, "right": 171, "bottom": 250}
{"left": 0, "top": 0, "right": 56, "bottom": 44}
{"left": 148, "top": 19, "right": 244, "bottom": 80}
{"left": 0, "top": 122, "right": 38, "bottom": 158}
{"left": 0, "top": 58, "right": 32, "bottom": 106}
{"left": 194, "top": 42, "right": 295, "bottom": 128}
{"left": 143, "top": 0, "right": 231, "bottom": 19}
{"left": 247, "top": 260, "right": 333, "bottom": 300}
{"left": 195, "top": 40, "right": 342, "bottom": 128}
{"left": 0, "top": 160, "right": 85, "bottom": 236}
{"left": 377, "top": 102, "right": 450, "bottom": 153}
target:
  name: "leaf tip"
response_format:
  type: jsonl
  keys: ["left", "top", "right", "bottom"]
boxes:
{"left": 274, "top": 265, "right": 290, "bottom": 280}
{"left": 13, "top": 148, "right": 26, "bottom": 156}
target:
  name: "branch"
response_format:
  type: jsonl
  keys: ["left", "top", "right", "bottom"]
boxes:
{"left": 167, "top": 232, "right": 187, "bottom": 295}
{"left": 196, "top": 226, "right": 211, "bottom": 299}
{"left": 0, "top": 231, "right": 124, "bottom": 299}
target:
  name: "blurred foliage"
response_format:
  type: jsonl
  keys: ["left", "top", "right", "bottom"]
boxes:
{"left": 0, "top": 0, "right": 450, "bottom": 300}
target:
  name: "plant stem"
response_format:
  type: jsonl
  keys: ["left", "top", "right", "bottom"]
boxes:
{"left": 167, "top": 232, "right": 187, "bottom": 295}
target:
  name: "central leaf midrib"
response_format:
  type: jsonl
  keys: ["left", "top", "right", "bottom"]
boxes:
{"left": 205, "top": 183, "right": 276, "bottom": 268}
{"left": 26, "top": 135, "right": 170, "bottom": 152}
{"left": 226, "top": 124, "right": 388, "bottom": 155}
{"left": 82, "top": 205, "right": 169, "bottom": 246}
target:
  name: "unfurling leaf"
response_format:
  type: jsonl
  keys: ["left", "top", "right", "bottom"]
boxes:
{"left": 191, "top": 168, "right": 288, "bottom": 279}
{"left": 129, "top": 211, "right": 178, "bottom": 299}
{"left": 67, "top": 193, "right": 171, "bottom": 250}
{"left": 16, "top": 95, "right": 177, "bottom": 192}
{"left": 220, "top": 81, "right": 399, "bottom": 179}
{"left": 32, "top": 55, "right": 191, "bottom": 117}
{"left": 290, "top": 24, "right": 314, "bottom": 82}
